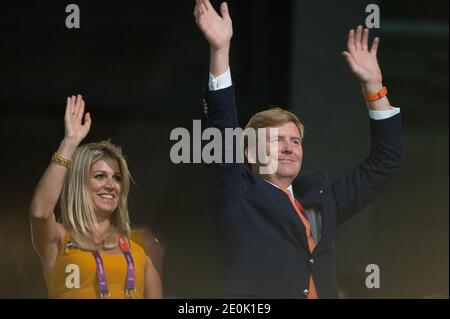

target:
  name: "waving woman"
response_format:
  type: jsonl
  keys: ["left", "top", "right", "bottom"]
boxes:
{"left": 30, "top": 95, "right": 162, "bottom": 299}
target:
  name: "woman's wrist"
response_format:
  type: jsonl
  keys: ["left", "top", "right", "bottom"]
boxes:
{"left": 57, "top": 138, "right": 79, "bottom": 158}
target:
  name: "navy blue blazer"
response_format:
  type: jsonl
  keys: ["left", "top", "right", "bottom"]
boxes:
{"left": 202, "top": 85, "right": 402, "bottom": 298}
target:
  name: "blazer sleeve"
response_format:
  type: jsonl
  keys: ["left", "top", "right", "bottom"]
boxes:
{"left": 331, "top": 113, "right": 403, "bottom": 224}
{"left": 202, "top": 85, "right": 246, "bottom": 215}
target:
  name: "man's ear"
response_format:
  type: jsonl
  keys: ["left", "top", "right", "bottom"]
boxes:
{"left": 245, "top": 147, "right": 257, "bottom": 173}
{"left": 245, "top": 147, "right": 256, "bottom": 164}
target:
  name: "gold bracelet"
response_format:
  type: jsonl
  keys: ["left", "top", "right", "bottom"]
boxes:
{"left": 52, "top": 153, "right": 73, "bottom": 168}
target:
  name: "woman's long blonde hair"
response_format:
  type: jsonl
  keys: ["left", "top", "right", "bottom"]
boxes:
{"left": 60, "top": 140, "right": 132, "bottom": 250}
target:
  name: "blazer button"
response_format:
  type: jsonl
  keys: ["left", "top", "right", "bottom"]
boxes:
{"left": 203, "top": 99, "right": 208, "bottom": 114}
{"left": 309, "top": 258, "right": 314, "bottom": 264}
{"left": 319, "top": 190, "right": 323, "bottom": 194}
{"left": 303, "top": 289, "right": 309, "bottom": 297}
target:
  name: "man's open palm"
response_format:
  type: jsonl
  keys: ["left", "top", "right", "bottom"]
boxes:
{"left": 194, "top": 0, "right": 233, "bottom": 51}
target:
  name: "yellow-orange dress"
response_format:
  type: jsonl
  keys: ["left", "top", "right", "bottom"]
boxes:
{"left": 43, "top": 231, "right": 147, "bottom": 299}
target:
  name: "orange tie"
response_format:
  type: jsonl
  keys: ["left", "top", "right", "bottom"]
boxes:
{"left": 284, "top": 189, "right": 318, "bottom": 299}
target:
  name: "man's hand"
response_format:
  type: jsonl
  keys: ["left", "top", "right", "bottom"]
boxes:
{"left": 194, "top": 0, "right": 233, "bottom": 77}
{"left": 343, "top": 26, "right": 391, "bottom": 111}
{"left": 194, "top": 0, "right": 233, "bottom": 52}
{"left": 343, "top": 25, "right": 383, "bottom": 91}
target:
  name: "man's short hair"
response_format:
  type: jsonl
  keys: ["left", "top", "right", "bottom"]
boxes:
{"left": 244, "top": 106, "right": 304, "bottom": 140}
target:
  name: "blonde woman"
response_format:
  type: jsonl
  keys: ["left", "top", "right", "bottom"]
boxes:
{"left": 30, "top": 95, "right": 162, "bottom": 298}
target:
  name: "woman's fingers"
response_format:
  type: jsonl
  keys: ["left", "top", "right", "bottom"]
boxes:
{"left": 71, "top": 95, "right": 76, "bottom": 116}
{"left": 68, "top": 96, "right": 73, "bottom": 115}
{"left": 76, "top": 95, "right": 84, "bottom": 119}
{"left": 64, "top": 96, "right": 71, "bottom": 118}
{"left": 83, "top": 112, "right": 92, "bottom": 130}
{"left": 63, "top": 93, "right": 89, "bottom": 140}
{"left": 65, "top": 94, "right": 85, "bottom": 124}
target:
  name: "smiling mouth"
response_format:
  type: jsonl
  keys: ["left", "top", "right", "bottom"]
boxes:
{"left": 279, "top": 159, "right": 295, "bottom": 163}
{"left": 97, "top": 194, "right": 115, "bottom": 200}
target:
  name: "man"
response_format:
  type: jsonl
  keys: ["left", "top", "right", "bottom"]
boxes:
{"left": 194, "top": 0, "right": 402, "bottom": 298}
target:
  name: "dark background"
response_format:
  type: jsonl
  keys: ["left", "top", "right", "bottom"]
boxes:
{"left": 0, "top": 0, "right": 448, "bottom": 298}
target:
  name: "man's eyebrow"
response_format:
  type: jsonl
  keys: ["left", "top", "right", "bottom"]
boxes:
{"left": 275, "top": 135, "right": 301, "bottom": 139}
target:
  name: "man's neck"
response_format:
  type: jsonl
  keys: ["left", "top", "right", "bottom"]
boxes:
{"left": 261, "top": 175, "right": 293, "bottom": 190}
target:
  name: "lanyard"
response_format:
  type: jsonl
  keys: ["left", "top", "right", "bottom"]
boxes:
{"left": 91, "top": 235, "right": 135, "bottom": 298}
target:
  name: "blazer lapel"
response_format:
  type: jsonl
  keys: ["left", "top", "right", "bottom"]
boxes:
{"left": 261, "top": 182, "right": 310, "bottom": 255}
{"left": 294, "top": 178, "right": 328, "bottom": 256}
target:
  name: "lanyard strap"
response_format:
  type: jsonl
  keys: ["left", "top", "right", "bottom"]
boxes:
{"left": 92, "top": 250, "right": 109, "bottom": 298}
{"left": 91, "top": 235, "right": 135, "bottom": 298}
{"left": 118, "top": 235, "right": 135, "bottom": 296}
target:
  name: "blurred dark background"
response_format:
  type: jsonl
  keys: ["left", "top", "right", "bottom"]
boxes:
{"left": 0, "top": 0, "right": 448, "bottom": 298}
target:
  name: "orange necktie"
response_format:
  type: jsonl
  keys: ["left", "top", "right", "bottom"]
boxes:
{"left": 284, "top": 189, "right": 318, "bottom": 299}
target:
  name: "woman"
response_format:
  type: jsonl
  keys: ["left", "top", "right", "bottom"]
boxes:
{"left": 30, "top": 95, "right": 162, "bottom": 298}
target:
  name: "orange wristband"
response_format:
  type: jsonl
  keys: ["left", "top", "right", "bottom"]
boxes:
{"left": 365, "top": 86, "right": 387, "bottom": 102}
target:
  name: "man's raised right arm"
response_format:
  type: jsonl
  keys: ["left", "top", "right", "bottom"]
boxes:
{"left": 194, "top": 0, "right": 232, "bottom": 77}
{"left": 194, "top": 1, "right": 244, "bottom": 212}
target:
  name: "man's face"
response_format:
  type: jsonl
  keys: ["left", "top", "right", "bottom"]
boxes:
{"left": 248, "top": 121, "right": 303, "bottom": 187}
{"left": 267, "top": 121, "right": 303, "bottom": 183}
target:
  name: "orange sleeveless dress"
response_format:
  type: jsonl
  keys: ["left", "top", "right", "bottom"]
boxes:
{"left": 43, "top": 231, "right": 148, "bottom": 299}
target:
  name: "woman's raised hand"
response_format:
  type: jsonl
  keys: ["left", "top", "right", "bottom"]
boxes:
{"left": 64, "top": 94, "right": 91, "bottom": 145}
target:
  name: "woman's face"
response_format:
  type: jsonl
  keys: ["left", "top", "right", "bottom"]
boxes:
{"left": 89, "top": 157, "right": 122, "bottom": 219}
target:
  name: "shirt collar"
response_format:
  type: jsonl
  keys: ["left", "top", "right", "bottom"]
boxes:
{"left": 264, "top": 180, "right": 294, "bottom": 198}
